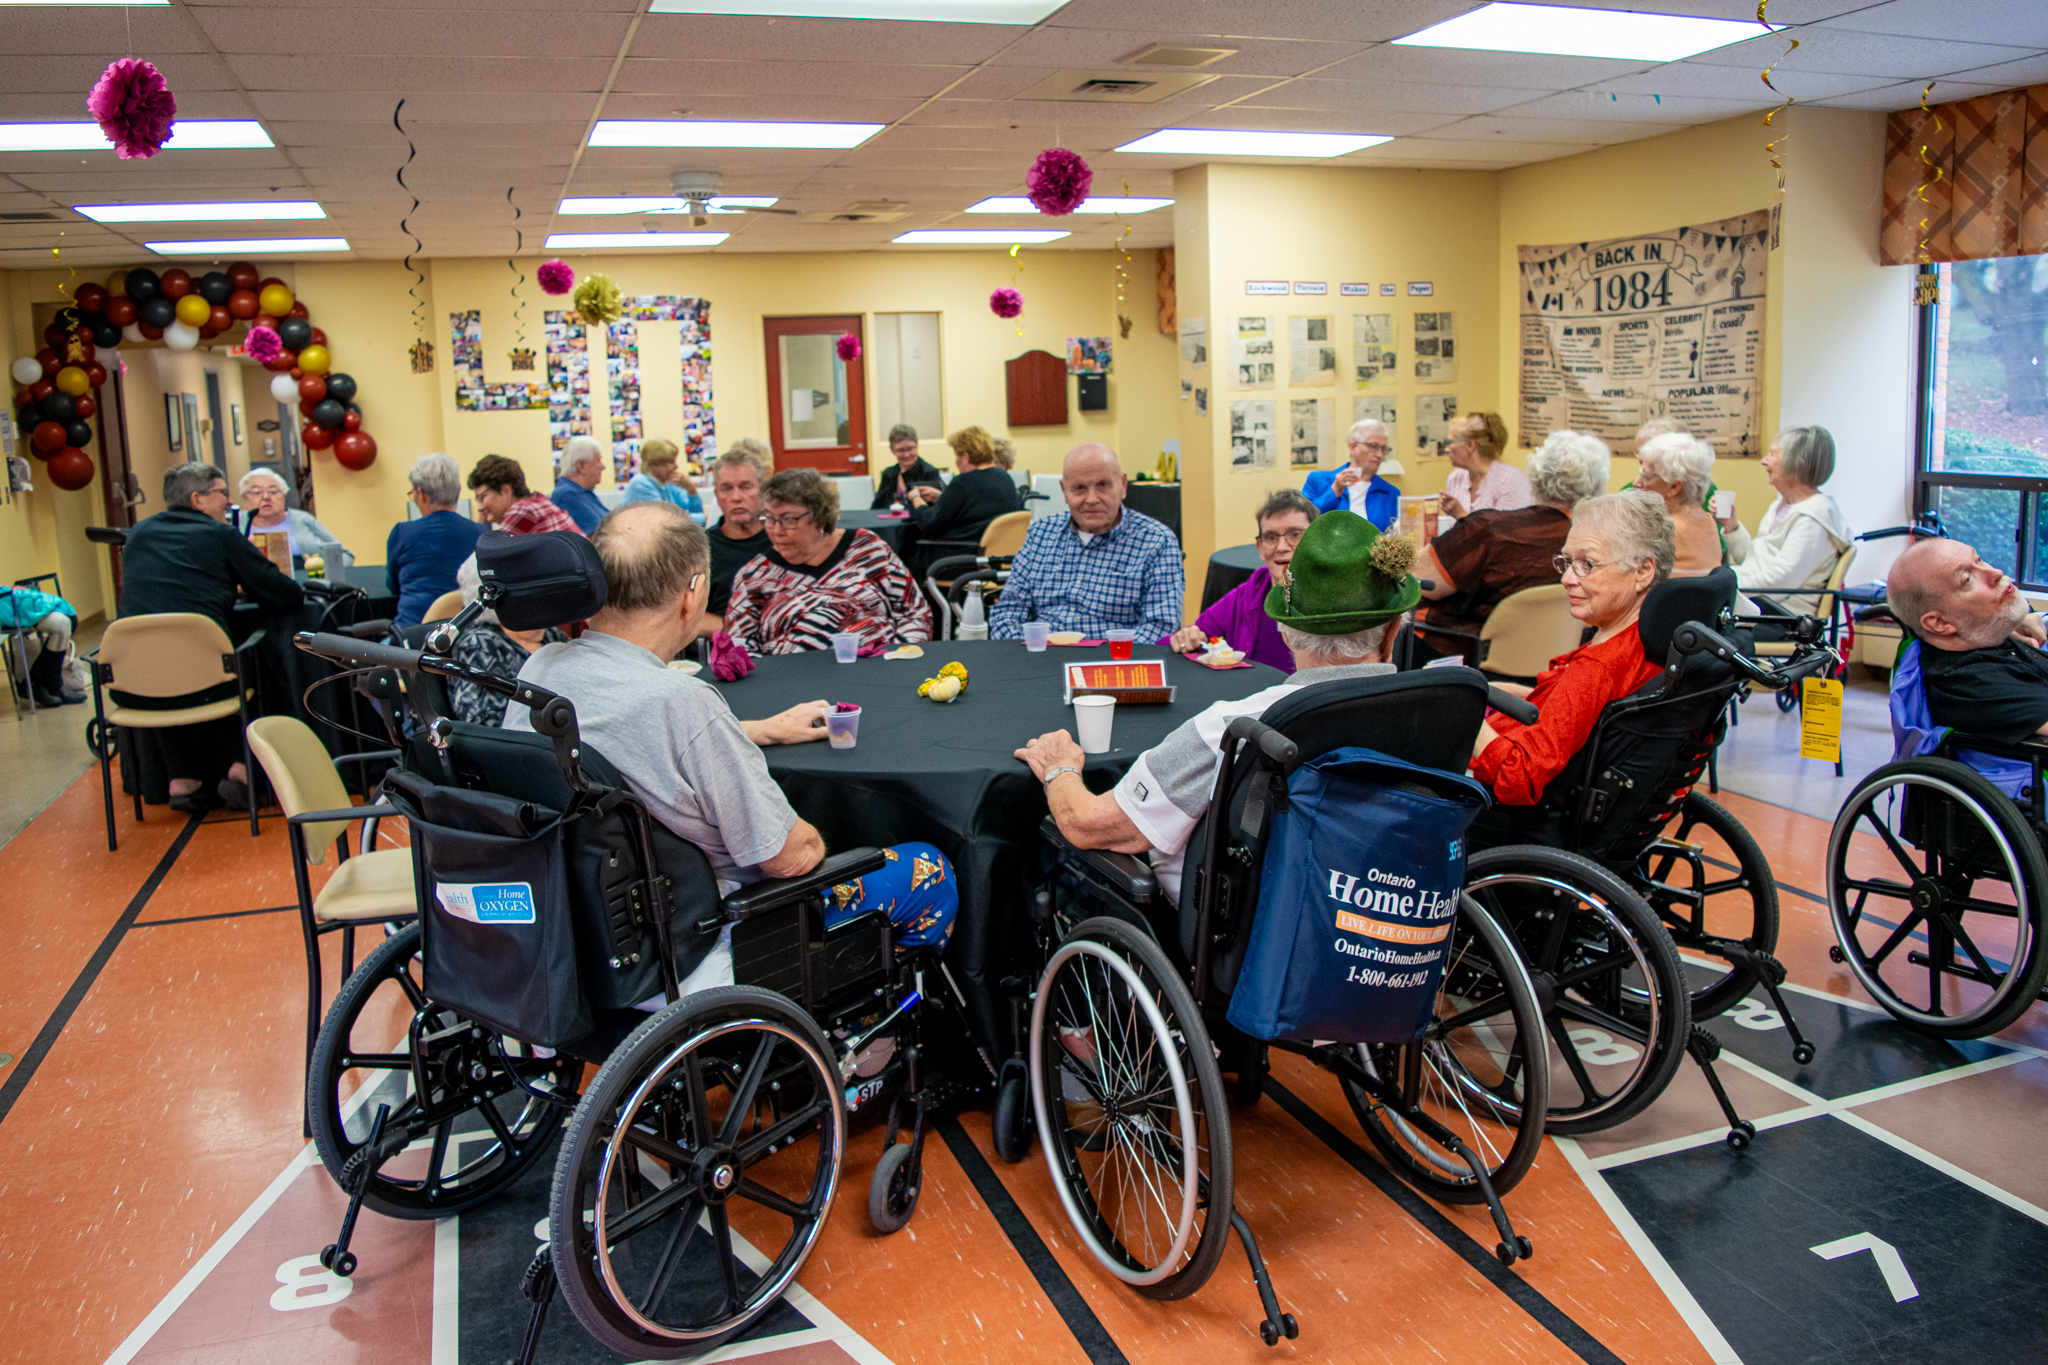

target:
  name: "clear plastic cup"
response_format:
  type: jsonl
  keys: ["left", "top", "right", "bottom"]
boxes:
{"left": 1074, "top": 695, "right": 1115, "bottom": 753}
{"left": 826, "top": 706, "right": 861, "bottom": 749}
{"left": 1023, "top": 621, "right": 1050, "bottom": 652}
{"left": 1106, "top": 629, "right": 1135, "bottom": 661}
{"left": 831, "top": 632, "right": 859, "bottom": 663}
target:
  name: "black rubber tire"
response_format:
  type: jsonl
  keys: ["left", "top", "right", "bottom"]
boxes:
{"left": 1635, "top": 792, "right": 1782, "bottom": 1020}
{"left": 308, "top": 921, "right": 574, "bottom": 1219}
{"left": 868, "top": 1142, "right": 919, "bottom": 1234}
{"left": 85, "top": 716, "right": 116, "bottom": 761}
{"left": 990, "top": 1069, "right": 1032, "bottom": 1164}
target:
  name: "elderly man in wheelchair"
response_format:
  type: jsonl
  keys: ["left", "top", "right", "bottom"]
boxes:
{"left": 290, "top": 506, "right": 974, "bottom": 1364}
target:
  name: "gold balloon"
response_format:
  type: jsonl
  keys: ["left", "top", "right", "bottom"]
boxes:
{"left": 258, "top": 283, "right": 295, "bottom": 317}
{"left": 55, "top": 366, "right": 90, "bottom": 396}
{"left": 174, "top": 294, "right": 212, "bottom": 327}
{"left": 105, "top": 270, "right": 127, "bottom": 298}
{"left": 296, "top": 343, "right": 331, "bottom": 376}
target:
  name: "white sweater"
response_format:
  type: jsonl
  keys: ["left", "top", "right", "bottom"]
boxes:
{"left": 1725, "top": 492, "right": 1852, "bottom": 614}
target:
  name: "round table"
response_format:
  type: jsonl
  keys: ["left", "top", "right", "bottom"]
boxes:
{"left": 1202, "top": 542, "right": 1263, "bottom": 612}
{"left": 838, "top": 508, "right": 915, "bottom": 556}
{"left": 713, "top": 639, "right": 1286, "bottom": 1056}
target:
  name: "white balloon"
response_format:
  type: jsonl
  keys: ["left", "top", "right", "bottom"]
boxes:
{"left": 164, "top": 321, "right": 199, "bottom": 351}
{"left": 270, "top": 373, "right": 299, "bottom": 403}
{"left": 10, "top": 356, "right": 41, "bottom": 386}
{"left": 122, "top": 324, "right": 147, "bottom": 345}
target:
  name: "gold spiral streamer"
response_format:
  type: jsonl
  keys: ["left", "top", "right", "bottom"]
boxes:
{"left": 506, "top": 186, "right": 528, "bottom": 353}
{"left": 1114, "top": 176, "right": 1134, "bottom": 339}
{"left": 394, "top": 99, "right": 428, "bottom": 345}
{"left": 1915, "top": 81, "right": 1945, "bottom": 263}
{"left": 52, "top": 230, "right": 74, "bottom": 300}
{"left": 1009, "top": 242, "right": 1024, "bottom": 337}
{"left": 1758, "top": 0, "right": 1798, "bottom": 247}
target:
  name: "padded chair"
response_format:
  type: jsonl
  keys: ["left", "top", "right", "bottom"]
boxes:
{"left": 90, "top": 612, "right": 265, "bottom": 850}
{"left": 1412, "top": 582, "right": 1584, "bottom": 680}
{"left": 421, "top": 589, "right": 465, "bottom": 624}
{"left": 978, "top": 509, "right": 1032, "bottom": 558}
{"left": 1750, "top": 544, "right": 1856, "bottom": 772}
{"left": 245, "top": 715, "right": 412, "bottom": 1101}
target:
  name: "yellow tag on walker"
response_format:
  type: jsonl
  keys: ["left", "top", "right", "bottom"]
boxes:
{"left": 1799, "top": 677, "right": 1844, "bottom": 762}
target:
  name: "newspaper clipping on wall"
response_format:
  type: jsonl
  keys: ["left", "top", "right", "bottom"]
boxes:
{"left": 1518, "top": 210, "right": 1768, "bottom": 456}
{"left": 1412, "top": 311, "right": 1456, "bottom": 383}
{"left": 1232, "top": 317, "right": 1275, "bottom": 388}
{"left": 1354, "top": 396, "right": 1397, "bottom": 441}
{"left": 1415, "top": 394, "right": 1459, "bottom": 460}
{"left": 1231, "top": 399, "right": 1276, "bottom": 468}
{"left": 1352, "top": 314, "right": 1396, "bottom": 391}
{"left": 1290, "top": 316, "right": 1337, "bottom": 387}
{"left": 1290, "top": 397, "right": 1330, "bottom": 467}
{"left": 1180, "top": 316, "right": 1207, "bottom": 367}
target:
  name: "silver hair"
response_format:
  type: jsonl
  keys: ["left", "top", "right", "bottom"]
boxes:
{"left": 1528, "top": 430, "right": 1612, "bottom": 507}
{"left": 1278, "top": 618, "right": 1395, "bottom": 663}
{"left": 715, "top": 438, "right": 773, "bottom": 485}
{"left": 560, "top": 434, "right": 605, "bottom": 476}
{"left": 1346, "top": 418, "right": 1389, "bottom": 445}
{"left": 1775, "top": 425, "right": 1836, "bottom": 487}
{"left": 1573, "top": 490, "right": 1675, "bottom": 583}
{"left": 237, "top": 466, "right": 289, "bottom": 497}
{"left": 407, "top": 452, "right": 461, "bottom": 508}
{"left": 1637, "top": 431, "right": 1716, "bottom": 507}
{"left": 164, "top": 461, "right": 224, "bottom": 510}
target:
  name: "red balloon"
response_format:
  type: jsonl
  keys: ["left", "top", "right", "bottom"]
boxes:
{"left": 310, "top": 327, "right": 327, "bottom": 346}
{"left": 36, "top": 348, "right": 60, "bottom": 376}
{"left": 74, "top": 338, "right": 95, "bottom": 362}
{"left": 43, "top": 322, "right": 68, "bottom": 349}
{"left": 72, "top": 394, "right": 96, "bottom": 420}
{"left": 258, "top": 276, "right": 285, "bottom": 292}
{"left": 228, "top": 262, "right": 260, "bottom": 291}
{"left": 31, "top": 420, "right": 65, "bottom": 453}
{"left": 75, "top": 283, "right": 108, "bottom": 314}
{"left": 84, "top": 361, "right": 107, "bottom": 388}
{"left": 226, "top": 289, "right": 260, "bottom": 320}
{"left": 160, "top": 268, "right": 193, "bottom": 299}
{"left": 252, "top": 313, "right": 279, "bottom": 331}
{"left": 301, "top": 421, "right": 334, "bottom": 450}
{"left": 300, "top": 396, "right": 320, "bottom": 418}
{"left": 264, "top": 352, "right": 297, "bottom": 373}
{"left": 289, "top": 365, "right": 302, "bottom": 378}
{"left": 29, "top": 378, "right": 53, "bottom": 401}
{"left": 287, "top": 302, "right": 309, "bottom": 320}
{"left": 46, "top": 447, "right": 95, "bottom": 491}
{"left": 332, "top": 431, "right": 377, "bottom": 471}
{"left": 104, "top": 296, "right": 136, "bottom": 327}
{"left": 298, "top": 375, "right": 327, "bottom": 402}
{"left": 140, "top": 323, "right": 165, "bottom": 341}
{"left": 199, "top": 325, "right": 223, "bottom": 340}
{"left": 341, "top": 409, "right": 362, "bottom": 431}
{"left": 207, "top": 304, "right": 232, "bottom": 332}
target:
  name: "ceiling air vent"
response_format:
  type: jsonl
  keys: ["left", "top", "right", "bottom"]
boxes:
{"left": 1115, "top": 43, "right": 1237, "bottom": 68}
{"left": 801, "top": 201, "right": 909, "bottom": 224}
{"left": 1072, "top": 78, "right": 1156, "bottom": 97}
{"left": 1015, "top": 68, "right": 1215, "bottom": 103}
{"left": 0, "top": 211, "right": 60, "bottom": 222}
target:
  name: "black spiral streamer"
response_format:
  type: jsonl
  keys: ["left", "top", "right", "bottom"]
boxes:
{"left": 394, "top": 98, "right": 426, "bottom": 340}
{"left": 507, "top": 186, "right": 527, "bottom": 348}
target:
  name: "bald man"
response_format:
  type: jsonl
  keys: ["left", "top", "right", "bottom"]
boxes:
{"left": 990, "top": 443, "right": 1184, "bottom": 642}
{"left": 1887, "top": 536, "right": 2048, "bottom": 743}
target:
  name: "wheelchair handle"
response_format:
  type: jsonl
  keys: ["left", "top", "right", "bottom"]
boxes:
{"left": 296, "top": 630, "right": 421, "bottom": 673}
{"left": 1486, "top": 687, "right": 1539, "bottom": 726}
{"left": 1670, "top": 621, "right": 1830, "bottom": 691}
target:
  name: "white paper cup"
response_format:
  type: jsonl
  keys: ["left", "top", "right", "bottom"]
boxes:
{"left": 826, "top": 706, "right": 860, "bottom": 749}
{"left": 1712, "top": 490, "right": 1736, "bottom": 519}
{"left": 1023, "top": 621, "right": 1050, "bottom": 652}
{"left": 1074, "top": 695, "right": 1116, "bottom": 753}
{"left": 831, "top": 632, "right": 859, "bottom": 663}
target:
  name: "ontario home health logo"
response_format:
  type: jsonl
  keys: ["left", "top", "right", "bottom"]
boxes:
{"left": 1326, "top": 866, "right": 1454, "bottom": 946}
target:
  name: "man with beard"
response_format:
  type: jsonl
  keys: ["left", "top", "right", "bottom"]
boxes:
{"left": 1887, "top": 537, "right": 2048, "bottom": 742}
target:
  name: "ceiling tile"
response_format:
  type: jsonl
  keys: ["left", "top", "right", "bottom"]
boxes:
{"left": 1316, "top": 45, "right": 1656, "bottom": 90}
{"left": 1238, "top": 77, "right": 1534, "bottom": 117}
{"left": 1040, "top": 0, "right": 1472, "bottom": 45}
{"left": 599, "top": 93, "right": 927, "bottom": 124}
{"left": 1411, "top": 114, "right": 1680, "bottom": 143}
{"left": 1816, "top": 0, "right": 2048, "bottom": 47}
{"left": 1354, "top": 137, "right": 1600, "bottom": 164}
{"left": 1805, "top": 78, "right": 2013, "bottom": 109}
{"left": 226, "top": 54, "right": 615, "bottom": 93}
{"left": 192, "top": 7, "right": 634, "bottom": 57}
{"left": 0, "top": 53, "right": 238, "bottom": 96}
{"left": 989, "top": 26, "right": 1373, "bottom": 77}
{"left": 1685, "top": 28, "right": 2035, "bottom": 77}
{"left": 1597, "top": 62, "right": 1888, "bottom": 102}
{"left": 1930, "top": 53, "right": 2048, "bottom": 91}
{"left": 628, "top": 13, "right": 1016, "bottom": 64}
{"left": 8, "top": 7, "right": 213, "bottom": 55}
{"left": 610, "top": 58, "right": 969, "bottom": 98}
{"left": 252, "top": 90, "right": 596, "bottom": 123}
{"left": 1171, "top": 107, "right": 1451, "bottom": 134}
{"left": 1485, "top": 91, "right": 1771, "bottom": 123}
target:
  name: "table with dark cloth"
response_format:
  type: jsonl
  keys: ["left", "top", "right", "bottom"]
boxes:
{"left": 713, "top": 639, "right": 1285, "bottom": 1059}
{"left": 836, "top": 508, "right": 916, "bottom": 558}
{"left": 1201, "top": 542, "right": 1263, "bottom": 611}
{"left": 1124, "top": 481, "right": 1181, "bottom": 543}
{"left": 295, "top": 563, "right": 399, "bottom": 619}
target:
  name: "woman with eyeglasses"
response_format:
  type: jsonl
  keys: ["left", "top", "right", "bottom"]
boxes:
{"left": 1164, "top": 489, "right": 1315, "bottom": 672}
{"left": 1469, "top": 490, "right": 1673, "bottom": 808}
{"left": 1300, "top": 418, "right": 1399, "bottom": 529}
{"left": 723, "top": 467, "right": 932, "bottom": 655}
{"left": 1410, "top": 429, "right": 1609, "bottom": 662}
{"left": 1438, "top": 411, "right": 1533, "bottom": 519}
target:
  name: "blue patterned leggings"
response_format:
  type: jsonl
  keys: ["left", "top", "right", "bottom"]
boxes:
{"left": 824, "top": 841, "right": 957, "bottom": 951}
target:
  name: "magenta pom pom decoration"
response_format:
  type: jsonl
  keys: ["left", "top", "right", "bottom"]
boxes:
{"left": 243, "top": 325, "right": 283, "bottom": 365}
{"left": 87, "top": 58, "right": 177, "bottom": 161}
{"left": 989, "top": 288, "right": 1023, "bottom": 319}
{"left": 537, "top": 259, "right": 575, "bottom": 295}
{"left": 836, "top": 332, "right": 861, "bottom": 362}
{"left": 1025, "top": 147, "right": 1092, "bottom": 216}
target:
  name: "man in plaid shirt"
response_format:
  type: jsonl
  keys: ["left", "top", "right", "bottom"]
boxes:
{"left": 991, "top": 443, "right": 1183, "bottom": 641}
{"left": 468, "top": 453, "right": 585, "bottom": 536}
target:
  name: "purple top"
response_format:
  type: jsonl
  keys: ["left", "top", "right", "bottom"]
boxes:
{"left": 1161, "top": 564, "right": 1295, "bottom": 674}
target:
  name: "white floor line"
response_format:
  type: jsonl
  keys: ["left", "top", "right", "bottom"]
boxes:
{"left": 1830, "top": 1109, "right": 2048, "bottom": 1229}
{"left": 1587, "top": 1104, "right": 1827, "bottom": 1170}
{"left": 431, "top": 1215, "right": 460, "bottom": 1365}
{"left": 1552, "top": 1137, "right": 1744, "bottom": 1365}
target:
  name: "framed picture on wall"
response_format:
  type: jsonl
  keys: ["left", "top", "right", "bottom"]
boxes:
{"left": 231, "top": 405, "right": 243, "bottom": 445}
{"left": 165, "top": 394, "right": 182, "bottom": 452}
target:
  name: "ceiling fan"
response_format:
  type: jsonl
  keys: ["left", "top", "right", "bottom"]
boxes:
{"left": 660, "top": 170, "right": 800, "bottom": 227}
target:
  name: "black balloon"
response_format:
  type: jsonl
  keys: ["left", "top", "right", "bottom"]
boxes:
{"left": 125, "top": 268, "right": 161, "bottom": 302}
{"left": 90, "top": 319, "right": 123, "bottom": 349}
{"left": 198, "top": 271, "right": 233, "bottom": 305}
{"left": 138, "top": 296, "right": 177, "bottom": 330}
{"left": 277, "top": 317, "right": 313, "bottom": 351}
{"left": 323, "top": 372, "right": 358, "bottom": 404}
{"left": 15, "top": 404, "right": 42, "bottom": 431}
{"left": 65, "top": 420, "right": 94, "bottom": 449}
{"left": 312, "top": 398, "right": 346, "bottom": 430}
{"left": 40, "top": 391, "right": 76, "bottom": 423}
{"left": 53, "top": 307, "right": 83, "bottom": 334}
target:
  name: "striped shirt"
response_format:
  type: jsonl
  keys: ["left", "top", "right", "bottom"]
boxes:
{"left": 989, "top": 507, "right": 1184, "bottom": 642}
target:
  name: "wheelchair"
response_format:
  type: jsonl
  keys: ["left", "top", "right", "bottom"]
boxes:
{"left": 1019, "top": 669, "right": 1553, "bottom": 1345}
{"left": 290, "top": 536, "right": 984, "bottom": 1363}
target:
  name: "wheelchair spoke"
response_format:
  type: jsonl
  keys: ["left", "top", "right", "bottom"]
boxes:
{"left": 709, "top": 1204, "right": 743, "bottom": 1315}
{"left": 682, "top": 1053, "right": 714, "bottom": 1149}
{"left": 1862, "top": 806, "right": 1924, "bottom": 882}
{"left": 605, "top": 1174, "right": 697, "bottom": 1248}
{"left": 1866, "top": 906, "right": 1927, "bottom": 969}
{"left": 1940, "top": 913, "right": 2003, "bottom": 983}
{"left": 622, "top": 1124, "right": 695, "bottom": 1172}
{"left": 1546, "top": 1014, "right": 1609, "bottom": 1107}
{"left": 472, "top": 1089, "right": 520, "bottom": 1153}
{"left": 735, "top": 1098, "right": 827, "bottom": 1166}
{"left": 1431, "top": 989, "right": 1513, "bottom": 1036}
{"left": 634, "top": 1195, "right": 705, "bottom": 1315}
{"left": 734, "top": 1177, "right": 809, "bottom": 1222}
{"left": 1551, "top": 998, "right": 1648, "bottom": 1046}
{"left": 1840, "top": 876, "right": 1914, "bottom": 900}
{"left": 718, "top": 1035, "right": 777, "bottom": 1146}
{"left": 1550, "top": 948, "right": 1636, "bottom": 995}
{"left": 422, "top": 1120, "right": 452, "bottom": 1198}
{"left": 339, "top": 1052, "right": 412, "bottom": 1070}
{"left": 393, "top": 968, "right": 427, "bottom": 1012}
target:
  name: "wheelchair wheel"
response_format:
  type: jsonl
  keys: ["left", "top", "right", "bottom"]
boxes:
{"left": 1635, "top": 792, "right": 1782, "bottom": 1019}
{"left": 85, "top": 717, "right": 117, "bottom": 761}
{"left": 308, "top": 921, "right": 579, "bottom": 1219}
{"left": 1827, "top": 758, "right": 2048, "bottom": 1038}
{"left": 549, "top": 986, "right": 844, "bottom": 1359}
{"left": 1029, "top": 915, "right": 1232, "bottom": 1300}
{"left": 1464, "top": 847, "right": 1690, "bottom": 1135}
{"left": 1342, "top": 892, "right": 1550, "bottom": 1203}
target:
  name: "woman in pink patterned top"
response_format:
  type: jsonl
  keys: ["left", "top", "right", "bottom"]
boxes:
{"left": 724, "top": 467, "right": 933, "bottom": 655}
{"left": 1439, "top": 412, "right": 1534, "bottom": 519}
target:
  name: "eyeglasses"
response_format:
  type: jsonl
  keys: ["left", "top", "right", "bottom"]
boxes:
{"left": 762, "top": 512, "right": 814, "bottom": 530}
{"left": 1349, "top": 440, "right": 1391, "bottom": 453}
{"left": 1552, "top": 554, "right": 1610, "bottom": 578}
{"left": 1257, "top": 528, "right": 1306, "bottom": 548}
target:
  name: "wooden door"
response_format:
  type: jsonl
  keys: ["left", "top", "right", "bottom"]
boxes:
{"left": 764, "top": 315, "right": 867, "bottom": 475}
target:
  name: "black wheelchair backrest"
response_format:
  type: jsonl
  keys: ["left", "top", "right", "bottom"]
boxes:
{"left": 1637, "top": 567, "right": 1736, "bottom": 660}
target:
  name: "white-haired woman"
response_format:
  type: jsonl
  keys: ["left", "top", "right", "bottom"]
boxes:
{"left": 1717, "top": 425, "right": 1852, "bottom": 615}
{"left": 1471, "top": 490, "right": 1674, "bottom": 807}
{"left": 1412, "top": 430, "right": 1611, "bottom": 662}
{"left": 237, "top": 466, "right": 350, "bottom": 569}
{"left": 1635, "top": 432, "right": 1722, "bottom": 575}
{"left": 384, "top": 452, "right": 483, "bottom": 628}
{"left": 1301, "top": 419, "right": 1398, "bottom": 529}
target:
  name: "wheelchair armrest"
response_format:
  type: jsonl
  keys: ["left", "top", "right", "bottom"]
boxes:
{"left": 288, "top": 803, "right": 401, "bottom": 826}
{"left": 333, "top": 748, "right": 403, "bottom": 766}
{"left": 717, "top": 847, "right": 890, "bottom": 922}
{"left": 1039, "top": 815, "right": 1158, "bottom": 903}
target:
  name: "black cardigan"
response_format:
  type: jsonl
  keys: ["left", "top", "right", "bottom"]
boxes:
{"left": 911, "top": 465, "right": 1024, "bottom": 546}
{"left": 871, "top": 458, "right": 944, "bottom": 509}
{"left": 117, "top": 506, "right": 305, "bottom": 631}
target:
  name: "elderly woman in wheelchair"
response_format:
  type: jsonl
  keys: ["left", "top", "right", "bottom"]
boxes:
{"left": 289, "top": 510, "right": 979, "bottom": 1364}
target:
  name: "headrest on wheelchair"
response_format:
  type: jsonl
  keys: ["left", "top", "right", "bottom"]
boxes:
{"left": 475, "top": 529, "right": 607, "bottom": 630}
{"left": 1637, "top": 566, "right": 1737, "bottom": 659}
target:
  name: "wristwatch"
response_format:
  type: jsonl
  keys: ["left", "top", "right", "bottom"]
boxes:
{"left": 1043, "top": 765, "right": 1082, "bottom": 787}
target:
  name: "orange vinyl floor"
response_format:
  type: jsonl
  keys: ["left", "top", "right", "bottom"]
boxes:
{"left": 1, "top": 765, "right": 2045, "bottom": 1365}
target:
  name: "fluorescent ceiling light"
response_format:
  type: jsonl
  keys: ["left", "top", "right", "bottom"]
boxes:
{"left": 543, "top": 232, "right": 729, "bottom": 248}
{"left": 589, "top": 120, "right": 879, "bottom": 149}
{"left": 76, "top": 200, "right": 325, "bottom": 223}
{"left": 966, "top": 196, "right": 1172, "bottom": 214}
{"left": 558, "top": 196, "right": 777, "bottom": 214}
{"left": 0, "top": 1, "right": 168, "bottom": 6}
{"left": 0, "top": 120, "right": 273, "bottom": 152}
{"left": 893, "top": 229, "right": 1070, "bottom": 245}
{"left": 649, "top": 0, "right": 1062, "bottom": 22}
{"left": 146, "top": 237, "right": 349, "bottom": 255}
{"left": 1395, "top": 3, "right": 1772, "bottom": 61}
{"left": 1116, "top": 128, "right": 1388, "bottom": 158}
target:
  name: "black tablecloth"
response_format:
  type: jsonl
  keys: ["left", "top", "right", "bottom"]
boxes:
{"left": 1125, "top": 482, "right": 1181, "bottom": 542}
{"left": 838, "top": 508, "right": 915, "bottom": 557}
{"left": 1202, "top": 542, "right": 1263, "bottom": 611}
{"left": 714, "top": 640, "right": 1285, "bottom": 1058}
{"left": 295, "top": 564, "right": 398, "bottom": 618}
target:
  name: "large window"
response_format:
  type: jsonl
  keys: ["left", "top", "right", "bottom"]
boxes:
{"left": 1920, "top": 256, "right": 2048, "bottom": 583}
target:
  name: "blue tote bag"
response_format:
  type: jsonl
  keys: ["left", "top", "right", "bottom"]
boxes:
{"left": 1225, "top": 747, "right": 1489, "bottom": 1046}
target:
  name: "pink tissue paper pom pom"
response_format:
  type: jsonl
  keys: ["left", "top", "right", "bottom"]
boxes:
{"left": 243, "top": 326, "right": 283, "bottom": 365}
{"left": 836, "top": 332, "right": 861, "bottom": 361}
{"left": 87, "top": 57, "right": 177, "bottom": 161}
{"left": 537, "top": 259, "right": 576, "bottom": 295}
{"left": 1025, "top": 147, "right": 1092, "bottom": 217}
{"left": 989, "top": 288, "right": 1023, "bottom": 319}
